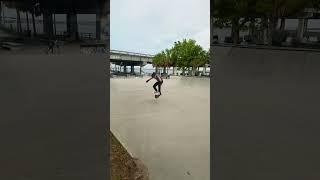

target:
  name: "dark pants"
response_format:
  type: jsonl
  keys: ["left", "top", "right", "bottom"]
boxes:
{"left": 153, "top": 81, "right": 163, "bottom": 94}
{"left": 47, "top": 45, "right": 54, "bottom": 54}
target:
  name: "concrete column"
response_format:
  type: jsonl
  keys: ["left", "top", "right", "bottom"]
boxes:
{"left": 32, "top": 11, "right": 37, "bottom": 36}
{"left": 26, "top": 12, "right": 30, "bottom": 35}
{"left": 43, "top": 12, "right": 53, "bottom": 38}
{"left": 303, "top": 19, "right": 308, "bottom": 37}
{"left": 16, "top": 8, "right": 22, "bottom": 33}
{"left": 124, "top": 64, "right": 127, "bottom": 73}
{"left": 297, "top": 18, "right": 306, "bottom": 41}
{"left": 96, "top": 0, "right": 108, "bottom": 41}
{"left": 67, "top": 12, "right": 78, "bottom": 40}
{"left": 53, "top": 14, "right": 56, "bottom": 36}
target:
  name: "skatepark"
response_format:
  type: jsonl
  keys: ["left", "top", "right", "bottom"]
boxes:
{"left": 111, "top": 76, "right": 210, "bottom": 180}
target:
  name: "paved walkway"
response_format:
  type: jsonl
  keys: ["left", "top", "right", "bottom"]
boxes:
{"left": 111, "top": 77, "right": 210, "bottom": 180}
{"left": 0, "top": 29, "right": 14, "bottom": 39}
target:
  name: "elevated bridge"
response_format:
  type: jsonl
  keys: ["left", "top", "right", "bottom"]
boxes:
{"left": 110, "top": 50, "right": 153, "bottom": 74}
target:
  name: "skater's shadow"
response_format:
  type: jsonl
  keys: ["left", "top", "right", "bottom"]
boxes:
{"left": 144, "top": 98, "right": 160, "bottom": 105}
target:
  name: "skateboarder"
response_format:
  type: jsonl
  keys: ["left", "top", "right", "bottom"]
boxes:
{"left": 146, "top": 72, "right": 163, "bottom": 96}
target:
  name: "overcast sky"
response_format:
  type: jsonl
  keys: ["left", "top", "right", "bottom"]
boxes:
{"left": 110, "top": 0, "right": 210, "bottom": 55}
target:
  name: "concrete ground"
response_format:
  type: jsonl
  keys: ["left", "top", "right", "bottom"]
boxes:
{"left": 0, "top": 55, "right": 108, "bottom": 180}
{"left": 0, "top": 29, "right": 13, "bottom": 39}
{"left": 0, "top": 42, "right": 94, "bottom": 55}
{"left": 111, "top": 77, "right": 210, "bottom": 180}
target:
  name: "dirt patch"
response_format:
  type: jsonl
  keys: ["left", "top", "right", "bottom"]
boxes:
{"left": 110, "top": 131, "right": 149, "bottom": 180}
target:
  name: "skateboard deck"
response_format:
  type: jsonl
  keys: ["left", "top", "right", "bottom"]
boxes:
{"left": 154, "top": 92, "right": 160, "bottom": 98}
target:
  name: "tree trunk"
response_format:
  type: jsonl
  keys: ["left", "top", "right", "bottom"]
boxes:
{"left": 260, "top": 16, "right": 268, "bottom": 44}
{"left": 53, "top": 14, "right": 56, "bottom": 36}
{"left": 249, "top": 18, "right": 255, "bottom": 37}
{"left": 234, "top": 28, "right": 240, "bottom": 44}
{"left": 182, "top": 67, "right": 185, "bottom": 76}
{"left": 32, "top": 11, "right": 37, "bottom": 36}
{"left": 231, "top": 18, "right": 240, "bottom": 44}
{"left": 16, "top": 8, "right": 22, "bottom": 33}
{"left": 303, "top": 19, "right": 308, "bottom": 38}
{"left": 267, "top": 18, "right": 272, "bottom": 46}
{"left": 280, "top": 18, "right": 285, "bottom": 31}
{"left": 267, "top": 16, "right": 278, "bottom": 46}
{"left": 26, "top": 12, "right": 30, "bottom": 36}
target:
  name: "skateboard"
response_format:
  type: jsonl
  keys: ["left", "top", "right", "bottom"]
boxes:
{"left": 154, "top": 92, "right": 160, "bottom": 98}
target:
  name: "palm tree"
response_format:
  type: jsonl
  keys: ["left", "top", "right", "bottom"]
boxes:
{"left": 163, "top": 48, "right": 173, "bottom": 74}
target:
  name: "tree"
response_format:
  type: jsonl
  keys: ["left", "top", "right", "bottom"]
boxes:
{"left": 152, "top": 52, "right": 165, "bottom": 69}
{"left": 153, "top": 39, "right": 208, "bottom": 76}
{"left": 171, "top": 40, "right": 190, "bottom": 75}
{"left": 162, "top": 48, "right": 173, "bottom": 74}
{"left": 213, "top": 0, "right": 257, "bottom": 44}
{"left": 171, "top": 39, "right": 208, "bottom": 76}
{"left": 152, "top": 49, "right": 174, "bottom": 74}
{"left": 213, "top": 0, "right": 319, "bottom": 45}
{"left": 255, "top": 0, "right": 311, "bottom": 45}
{"left": 3, "top": 0, "right": 39, "bottom": 35}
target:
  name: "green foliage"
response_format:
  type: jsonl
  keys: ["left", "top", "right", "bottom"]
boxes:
{"left": 213, "top": 0, "right": 257, "bottom": 28}
{"left": 152, "top": 39, "right": 209, "bottom": 71}
{"left": 213, "top": 0, "right": 320, "bottom": 44}
{"left": 153, "top": 48, "right": 173, "bottom": 68}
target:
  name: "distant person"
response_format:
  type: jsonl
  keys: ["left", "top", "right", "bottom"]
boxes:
{"left": 146, "top": 72, "right": 163, "bottom": 96}
{"left": 47, "top": 39, "right": 54, "bottom": 54}
{"left": 54, "top": 39, "right": 61, "bottom": 53}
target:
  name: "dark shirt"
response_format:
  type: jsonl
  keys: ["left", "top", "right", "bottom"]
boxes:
{"left": 154, "top": 74, "right": 163, "bottom": 82}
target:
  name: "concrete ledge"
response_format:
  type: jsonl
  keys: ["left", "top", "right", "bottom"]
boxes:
{"left": 213, "top": 43, "right": 320, "bottom": 52}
